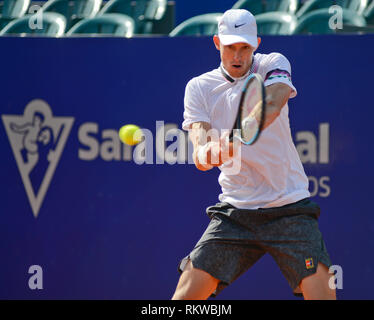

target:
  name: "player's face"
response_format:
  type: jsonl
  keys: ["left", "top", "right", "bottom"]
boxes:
{"left": 214, "top": 36, "right": 260, "bottom": 78}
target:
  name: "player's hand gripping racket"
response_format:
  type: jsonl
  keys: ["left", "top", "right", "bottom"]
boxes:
{"left": 229, "top": 73, "right": 266, "bottom": 145}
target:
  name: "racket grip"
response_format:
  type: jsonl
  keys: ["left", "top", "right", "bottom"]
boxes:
{"left": 229, "top": 131, "right": 234, "bottom": 143}
{"left": 196, "top": 144, "right": 214, "bottom": 170}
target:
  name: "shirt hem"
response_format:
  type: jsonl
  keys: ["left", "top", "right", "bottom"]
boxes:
{"left": 219, "top": 190, "right": 311, "bottom": 210}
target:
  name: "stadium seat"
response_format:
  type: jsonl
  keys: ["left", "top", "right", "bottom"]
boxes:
{"left": 41, "top": 0, "right": 102, "bottom": 30}
{"left": 169, "top": 13, "right": 222, "bottom": 37}
{"left": 66, "top": 13, "right": 134, "bottom": 37}
{"left": 293, "top": 8, "right": 367, "bottom": 34}
{"left": 0, "top": 12, "right": 66, "bottom": 36}
{"left": 256, "top": 12, "right": 297, "bottom": 35}
{"left": 296, "top": 0, "right": 368, "bottom": 18}
{"left": 232, "top": 0, "right": 299, "bottom": 15}
{"left": 99, "top": 0, "right": 167, "bottom": 34}
{"left": 364, "top": 1, "right": 374, "bottom": 24}
{"left": 0, "top": 0, "right": 30, "bottom": 30}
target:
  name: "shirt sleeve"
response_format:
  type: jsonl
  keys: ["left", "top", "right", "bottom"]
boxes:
{"left": 263, "top": 52, "right": 297, "bottom": 99}
{"left": 182, "top": 77, "right": 211, "bottom": 131}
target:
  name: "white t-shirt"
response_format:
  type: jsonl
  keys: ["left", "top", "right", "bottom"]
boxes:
{"left": 182, "top": 52, "right": 310, "bottom": 209}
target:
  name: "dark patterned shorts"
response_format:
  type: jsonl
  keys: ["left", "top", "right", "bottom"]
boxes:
{"left": 178, "top": 198, "right": 332, "bottom": 297}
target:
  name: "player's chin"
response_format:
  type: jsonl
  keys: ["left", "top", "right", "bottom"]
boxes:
{"left": 229, "top": 65, "right": 245, "bottom": 77}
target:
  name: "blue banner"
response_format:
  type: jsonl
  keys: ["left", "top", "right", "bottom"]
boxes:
{"left": 0, "top": 34, "right": 373, "bottom": 299}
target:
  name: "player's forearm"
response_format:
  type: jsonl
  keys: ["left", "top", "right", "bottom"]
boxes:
{"left": 263, "top": 83, "right": 292, "bottom": 130}
{"left": 189, "top": 122, "right": 215, "bottom": 171}
{"left": 263, "top": 102, "right": 282, "bottom": 130}
{"left": 189, "top": 122, "right": 234, "bottom": 171}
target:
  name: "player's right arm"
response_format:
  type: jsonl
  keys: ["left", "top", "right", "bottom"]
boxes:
{"left": 188, "top": 122, "right": 235, "bottom": 171}
{"left": 189, "top": 121, "right": 215, "bottom": 171}
{"left": 183, "top": 78, "right": 235, "bottom": 171}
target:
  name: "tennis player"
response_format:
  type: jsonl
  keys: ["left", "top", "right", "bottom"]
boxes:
{"left": 172, "top": 9, "right": 336, "bottom": 300}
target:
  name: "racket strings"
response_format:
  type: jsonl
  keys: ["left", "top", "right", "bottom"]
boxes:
{"left": 239, "top": 79, "right": 264, "bottom": 144}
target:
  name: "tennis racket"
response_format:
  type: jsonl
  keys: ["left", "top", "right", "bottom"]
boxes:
{"left": 229, "top": 73, "right": 266, "bottom": 145}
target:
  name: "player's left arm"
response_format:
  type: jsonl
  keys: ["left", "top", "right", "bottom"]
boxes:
{"left": 261, "top": 52, "right": 296, "bottom": 130}
{"left": 262, "top": 83, "right": 292, "bottom": 130}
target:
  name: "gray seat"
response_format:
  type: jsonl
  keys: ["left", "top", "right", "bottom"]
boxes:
{"left": 256, "top": 12, "right": 297, "bottom": 35}
{"left": 0, "top": 12, "right": 66, "bottom": 36}
{"left": 169, "top": 13, "right": 222, "bottom": 36}
{"left": 42, "top": 0, "right": 102, "bottom": 30}
{"left": 296, "top": 0, "right": 368, "bottom": 18}
{"left": 0, "top": 0, "right": 30, "bottom": 30}
{"left": 364, "top": 1, "right": 374, "bottom": 24}
{"left": 233, "top": 0, "right": 299, "bottom": 15}
{"left": 293, "top": 8, "right": 366, "bottom": 34}
{"left": 99, "top": 0, "right": 167, "bottom": 34}
{"left": 66, "top": 13, "right": 135, "bottom": 37}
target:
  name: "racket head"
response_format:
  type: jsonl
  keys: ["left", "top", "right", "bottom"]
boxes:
{"left": 233, "top": 73, "right": 266, "bottom": 145}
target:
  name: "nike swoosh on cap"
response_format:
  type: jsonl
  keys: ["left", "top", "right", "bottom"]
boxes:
{"left": 234, "top": 23, "right": 246, "bottom": 28}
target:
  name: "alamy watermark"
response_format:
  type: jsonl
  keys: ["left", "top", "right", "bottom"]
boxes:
{"left": 25, "top": 4, "right": 346, "bottom": 32}
{"left": 28, "top": 5, "right": 43, "bottom": 30}
{"left": 26, "top": 263, "right": 341, "bottom": 292}
{"left": 24, "top": 4, "right": 347, "bottom": 32}
{"left": 329, "top": 5, "right": 344, "bottom": 30}
{"left": 124, "top": 121, "right": 243, "bottom": 175}
{"left": 329, "top": 265, "right": 343, "bottom": 290}
{"left": 28, "top": 265, "right": 43, "bottom": 290}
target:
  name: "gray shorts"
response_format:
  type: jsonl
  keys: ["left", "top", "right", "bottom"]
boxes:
{"left": 178, "top": 198, "right": 332, "bottom": 297}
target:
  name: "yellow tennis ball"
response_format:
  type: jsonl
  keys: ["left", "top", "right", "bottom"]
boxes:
{"left": 119, "top": 124, "right": 142, "bottom": 146}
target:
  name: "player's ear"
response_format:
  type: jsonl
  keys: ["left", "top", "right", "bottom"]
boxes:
{"left": 213, "top": 35, "right": 221, "bottom": 51}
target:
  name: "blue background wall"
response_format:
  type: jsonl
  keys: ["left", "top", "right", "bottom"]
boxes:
{"left": 0, "top": 34, "right": 373, "bottom": 299}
